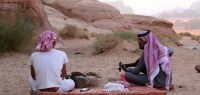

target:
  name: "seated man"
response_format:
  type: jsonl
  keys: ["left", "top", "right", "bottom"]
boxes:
{"left": 28, "top": 31, "right": 75, "bottom": 93}
{"left": 120, "top": 30, "right": 173, "bottom": 90}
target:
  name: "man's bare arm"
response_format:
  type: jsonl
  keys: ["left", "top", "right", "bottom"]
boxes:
{"left": 30, "top": 65, "right": 36, "bottom": 80}
{"left": 61, "top": 64, "right": 67, "bottom": 80}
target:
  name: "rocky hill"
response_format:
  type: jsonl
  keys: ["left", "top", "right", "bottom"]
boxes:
{"left": 0, "top": 0, "right": 175, "bottom": 34}
{"left": 0, "top": 0, "right": 52, "bottom": 31}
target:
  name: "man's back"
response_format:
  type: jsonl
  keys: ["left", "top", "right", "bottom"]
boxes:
{"left": 29, "top": 49, "right": 68, "bottom": 89}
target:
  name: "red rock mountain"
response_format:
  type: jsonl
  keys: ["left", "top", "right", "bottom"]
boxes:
{"left": 0, "top": 0, "right": 175, "bottom": 34}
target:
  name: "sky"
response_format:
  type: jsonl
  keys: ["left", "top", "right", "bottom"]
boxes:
{"left": 99, "top": 0, "right": 199, "bottom": 16}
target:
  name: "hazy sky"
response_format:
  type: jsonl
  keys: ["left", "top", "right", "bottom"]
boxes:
{"left": 99, "top": 0, "right": 199, "bottom": 16}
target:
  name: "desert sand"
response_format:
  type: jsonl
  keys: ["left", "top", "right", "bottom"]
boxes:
{"left": 0, "top": 34, "right": 200, "bottom": 95}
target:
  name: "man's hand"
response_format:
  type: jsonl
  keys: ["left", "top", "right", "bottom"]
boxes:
{"left": 118, "top": 62, "right": 127, "bottom": 72}
{"left": 118, "top": 62, "right": 122, "bottom": 72}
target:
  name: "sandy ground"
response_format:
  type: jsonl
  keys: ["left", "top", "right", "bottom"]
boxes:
{"left": 0, "top": 36, "right": 200, "bottom": 95}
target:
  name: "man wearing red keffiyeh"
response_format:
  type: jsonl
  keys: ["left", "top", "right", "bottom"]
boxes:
{"left": 28, "top": 30, "right": 75, "bottom": 93}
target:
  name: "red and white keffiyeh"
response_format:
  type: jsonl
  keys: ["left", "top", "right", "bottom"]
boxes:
{"left": 36, "top": 30, "right": 57, "bottom": 52}
{"left": 138, "top": 31, "right": 171, "bottom": 90}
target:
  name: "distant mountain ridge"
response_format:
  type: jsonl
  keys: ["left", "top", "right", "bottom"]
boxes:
{"left": 156, "top": 1, "right": 200, "bottom": 30}
{"left": 190, "top": 1, "right": 200, "bottom": 14}
{"left": 99, "top": 0, "right": 134, "bottom": 14}
{"left": 157, "top": 1, "right": 200, "bottom": 19}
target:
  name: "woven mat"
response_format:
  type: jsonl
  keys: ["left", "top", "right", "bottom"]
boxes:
{"left": 40, "top": 86, "right": 166, "bottom": 95}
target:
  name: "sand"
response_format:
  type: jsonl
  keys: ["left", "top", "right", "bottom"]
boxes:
{"left": 0, "top": 36, "right": 200, "bottom": 95}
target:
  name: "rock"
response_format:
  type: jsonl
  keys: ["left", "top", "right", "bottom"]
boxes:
{"left": 42, "top": 0, "right": 123, "bottom": 22}
{"left": 43, "top": 5, "right": 69, "bottom": 30}
{"left": 91, "top": 14, "right": 176, "bottom": 33}
{"left": 74, "top": 76, "right": 90, "bottom": 88}
{"left": 86, "top": 72, "right": 101, "bottom": 78}
{"left": 1, "top": 0, "right": 177, "bottom": 35}
{"left": 42, "top": 0, "right": 177, "bottom": 35}
{"left": 86, "top": 76, "right": 99, "bottom": 87}
{"left": 122, "top": 14, "right": 175, "bottom": 33}
{"left": 192, "top": 47, "right": 198, "bottom": 50}
{"left": 68, "top": 71, "right": 99, "bottom": 88}
{"left": 0, "top": 0, "right": 52, "bottom": 30}
{"left": 177, "top": 43, "right": 184, "bottom": 46}
{"left": 195, "top": 65, "right": 200, "bottom": 73}
{"left": 71, "top": 71, "right": 86, "bottom": 79}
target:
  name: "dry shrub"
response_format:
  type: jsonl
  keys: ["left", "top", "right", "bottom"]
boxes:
{"left": 93, "top": 34, "right": 120, "bottom": 54}
{"left": 179, "top": 32, "right": 192, "bottom": 37}
{"left": 60, "top": 25, "right": 90, "bottom": 39}
{"left": 152, "top": 31, "right": 181, "bottom": 46}
{"left": 0, "top": 10, "right": 36, "bottom": 53}
{"left": 93, "top": 31, "right": 137, "bottom": 54}
{"left": 78, "top": 30, "right": 90, "bottom": 39}
{"left": 178, "top": 32, "right": 200, "bottom": 43}
{"left": 191, "top": 35, "right": 200, "bottom": 43}
{"left": 113, "top": 30, "right": 137, "bottom": 41}
{"left": 91, "top": 32, "right": 99, "bottom": 37}
{"left": 83, "top": 28, "right": 88, "bottom": 32}
{"left": 60, "top": 25, "right": 78, "bottom": 38}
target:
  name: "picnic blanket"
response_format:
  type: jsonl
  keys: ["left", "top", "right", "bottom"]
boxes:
{"left": 39, "top": 86, "right": 166, "bottom": 95}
